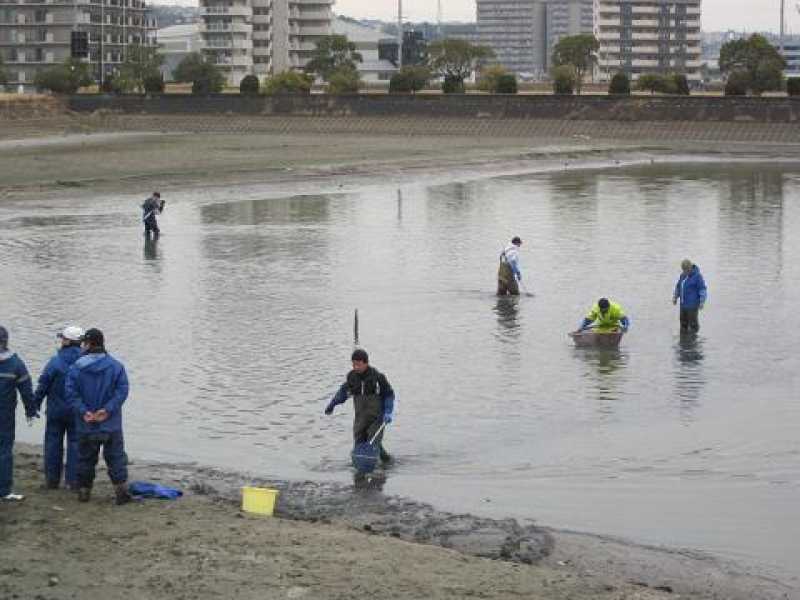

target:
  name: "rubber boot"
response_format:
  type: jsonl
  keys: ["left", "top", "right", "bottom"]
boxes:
{"left": 114, "top": 482, "right": 132, "bottom": 506}
{"left": 77, "top": 488, "right": 91, "bottom": 502}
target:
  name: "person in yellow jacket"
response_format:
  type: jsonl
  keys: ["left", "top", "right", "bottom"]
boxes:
{"left": 577, "top": 298, "right": 630, "bottom": 333}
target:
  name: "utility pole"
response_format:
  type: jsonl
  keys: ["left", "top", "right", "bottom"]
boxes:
{"left": 781, "top": 0, "right": 786, "bottom": 56}
{"left": 99, "top": 0, "right": 104, "bottom": 87}
{"left": 437, "top": 0, "right": 443, "bottom": 37}
{"left": 397, "top": 0, "right": 403, "bottom": 68}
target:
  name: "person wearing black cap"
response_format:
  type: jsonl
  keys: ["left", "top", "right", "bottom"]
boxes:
{"left": 498, "top": 237, "right": 523, "bottom": 296}
{"left": 65, "top": 328, "right": 132, "bottom": 505}
{"left": 0, "top": 325, "right": 38, "bottom": 501}
{"left": 577, "top": 298, "right": 630, "bottom": 333}
{"left": 141, "top": 191, "right": 165, "bottom": 238}
{"left": 324, "top": 349, "right": 396, "bottom": 465}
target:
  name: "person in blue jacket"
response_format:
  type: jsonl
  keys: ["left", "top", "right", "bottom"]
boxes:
{"left": 33, "top": 325, "right": 85, "bottom": 490}
{"left": 673, "top": 259, "right": 708, "bottom": 332}
{"left": 0, "top": 325, "right": 38, "bottom": 502}
{"left": 325, "top": 348, "right": 396, "bottom": 464}
{"left": 65, "top": 328, "right": 132, "bottom": 505}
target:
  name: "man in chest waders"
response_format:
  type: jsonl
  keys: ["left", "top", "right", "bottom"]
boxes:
{"left": 142, "top": 192, "right": 165, "bottom": 238}
{"left": 498, "top": 236, "right": 523, "bottom": 296}
{"left": 325, "top": 349, "right": 395, "bottom": 465}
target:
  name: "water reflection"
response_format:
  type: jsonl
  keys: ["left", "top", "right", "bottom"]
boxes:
{"left": 493, "top": 296, "right": 520, "bottom": 334}
{"left": 673, "top": 332, "right": 705, "bottom": 417}
{"left": 573, "top": 348, "right": 629, "bottom": 408}
{"left": 143, "top": 236, "right": 160, "bottom": 261}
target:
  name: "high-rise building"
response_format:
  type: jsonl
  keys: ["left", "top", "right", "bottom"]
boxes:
{"left": 0, "top": 0, "right": 156, "bottom": 91}
{"left": 477, "top": 0, "right": 548, "bottom": 78}
{"left": 199, "top": 0, "right": 252, "bottom": 85}
{"left": 595, "top": 0, "right": 702, "bottom": 83}
{"left": 477, "top": 0, "right": 593, "bottom": 79}
{"left": 546, "top": 0, "right": 593, "bottom": 69}
{"left": 197, "top": 0, "right": 333, "bottom": 86}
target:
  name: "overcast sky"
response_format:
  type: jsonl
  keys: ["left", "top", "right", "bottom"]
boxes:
{"left": 333, "top": 0, "right": 796, "bottom": 33}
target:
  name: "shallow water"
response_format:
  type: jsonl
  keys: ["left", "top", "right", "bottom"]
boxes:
{"left": 2, "top": 160, "right": 799, "bottom": 585}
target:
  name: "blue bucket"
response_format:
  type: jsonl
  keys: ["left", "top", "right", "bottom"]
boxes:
{"left": 351, "top": 422, "right": 386, "bottom": 474}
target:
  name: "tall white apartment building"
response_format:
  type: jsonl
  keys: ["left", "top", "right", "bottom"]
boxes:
{"left": 595, "top": 0, "right": 702, "bottom": 83}
{"left": 198, "top": 0, "right": 332, "bottom": 86}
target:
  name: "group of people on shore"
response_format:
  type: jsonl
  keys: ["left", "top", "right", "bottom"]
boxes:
{"left": 0, "top": 326, "right": 132, "bottom": 505}
{"left": 497, "top": 237, "right": 709, "bottom": 334}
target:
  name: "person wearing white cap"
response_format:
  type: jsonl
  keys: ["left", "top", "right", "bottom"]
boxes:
{"left": 33, "top": 326, "right": 85, "bottom": 489}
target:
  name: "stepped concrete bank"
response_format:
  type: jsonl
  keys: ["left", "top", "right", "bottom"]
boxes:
{"left": 55, "top": 94, "right": 800, "bottom": 144}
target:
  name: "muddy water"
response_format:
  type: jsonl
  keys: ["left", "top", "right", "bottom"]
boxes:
{"left": 2, "top": 161, "right": 799, "bottom": 585}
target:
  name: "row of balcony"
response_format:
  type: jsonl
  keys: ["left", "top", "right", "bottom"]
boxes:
{"left": 598, "top": 18, "right": 701, "bottom": 27}
{"left": 599, "top": 32, "right": 701, "bottom": 42}
{"left": 1, "top": 0, "right": 149, "bottom": 7}
{"left": 599, "top": 57, "right": 702, "bottom": 68}
{"left": 200, "top": 5, "right": 251, "bottom": 17}
{"left": 597, "top": 4, "right": 701, "bottom": 15}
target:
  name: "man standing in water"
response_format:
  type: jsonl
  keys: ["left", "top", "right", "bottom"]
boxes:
{"left": 142, "top": 192, "right": 165, "bottom": 238}
{"left": 66, "top": 329, "right": 132, "bottom": 505}
{"left": 0, "top": 325, "right": 38, "bottom": 501}
{"left": 673, "top": 259, "right": 707, "bottom": 333}
{"left": 578, "top": 298, "right": 630, "bottom": 333}
{"left": 34, "top": 326, "right": 84, "bottom": 490}
{"left": 497, "top": 237, "right": 523, "bottom": 296}
{"left": 325, "top": 349, "right": 396, "bottom": 465}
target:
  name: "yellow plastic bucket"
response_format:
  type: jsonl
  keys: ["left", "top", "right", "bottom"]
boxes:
{"left": 241, "top": 486, "right": 279, "bottom": 516}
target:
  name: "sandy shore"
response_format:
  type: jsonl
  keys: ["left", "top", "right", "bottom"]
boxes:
{"left": 3, "top": 114, "right": 800, "bottom": 202}
{"left": 1, "top": 123, "right": 798, "bottom": 599}
{"left": 2, "top": 445, "right": 794, "bottom": 600}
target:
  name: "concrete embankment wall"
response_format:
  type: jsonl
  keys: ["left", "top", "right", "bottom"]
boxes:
{"left": 65, "top": 94, "right": 800, "bottom": 123}
{"left": 60, "top": 94, "right": 800, "bottom": 144}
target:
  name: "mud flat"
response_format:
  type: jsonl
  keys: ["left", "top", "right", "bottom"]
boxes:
{"left": 0, "top": 445, "right": 793, "bottom": 600}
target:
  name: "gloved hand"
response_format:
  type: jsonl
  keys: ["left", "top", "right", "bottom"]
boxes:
{"left": 383, "top": 413, "right": 393, "bottom": 424}
{"left": 324, "top": 401, "right": 336, "bottom": 415}
{"left": 672, "top": 297, "right": 678, "bottom": 305}
{"left": 516, "top": 272, "right": 522, "bottom": 281}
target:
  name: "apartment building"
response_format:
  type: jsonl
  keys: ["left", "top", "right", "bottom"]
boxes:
{"left": 477, "top": 0, "right": 593, "bottom": 79}
{"left": 0, "top": 0, "right": 156, "bottom": 90}
{"left": 546, "top": 0, "right": 593, "bottom": 69}
{"left": 197, "top": 0, "right": 332, "bottom": 86}
{"left": 595, "top": 0, "right": 702, "bottom": 83}
{"left": 477, "top": 0, "right": 548, "bottom": 78}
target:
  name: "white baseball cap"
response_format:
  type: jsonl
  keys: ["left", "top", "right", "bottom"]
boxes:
{"left": 58, "top": 326, "right": 85, "bottom": 342}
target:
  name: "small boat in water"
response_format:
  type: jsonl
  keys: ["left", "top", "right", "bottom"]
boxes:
{"left": 569, "top": 329, "right": 624, "bottom": 348}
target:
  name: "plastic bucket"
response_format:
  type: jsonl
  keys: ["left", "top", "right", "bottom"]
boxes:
{"left": 241, "top": 486, "right": 279, "bottom": 516}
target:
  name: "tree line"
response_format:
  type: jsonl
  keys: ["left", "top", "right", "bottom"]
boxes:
{"left": 12, "top": 31, "right": 797, "bottom": 97}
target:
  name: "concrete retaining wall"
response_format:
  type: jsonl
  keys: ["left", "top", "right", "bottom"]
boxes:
{"left": 65, "top": 94, "right": 800, "bottom": 124}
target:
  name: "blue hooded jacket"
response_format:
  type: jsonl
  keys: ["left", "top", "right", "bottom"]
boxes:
{"left": 34, "top": 346, "right": 82, "bottom": 419}
{"left": 674, "top": 265, "right": 708, "bottom": 310}
{"left": 65, "top": 353, "right": 129, "bottom": 434}
{"left": 0, "top": 351, "right": 36, "bottom": 422}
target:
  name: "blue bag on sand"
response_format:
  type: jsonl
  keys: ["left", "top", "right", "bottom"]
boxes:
{"left": 129, "top": 481, "right": 183, "bottom": 500}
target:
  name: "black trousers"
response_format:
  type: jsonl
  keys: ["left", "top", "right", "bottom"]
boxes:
{"left": 76, "top": 431, "right": 128, "bottom": 488}
{"left": 680, "top": 307, "right": 700, "bottom": 332}
{"left": 144, "top": 217, "right": 160, "bottom": 236}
